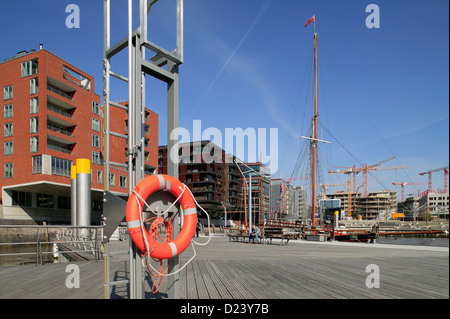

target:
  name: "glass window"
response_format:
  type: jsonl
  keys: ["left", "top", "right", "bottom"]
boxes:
{"left": 4, "top": 141, "right": 13, "bottom": 155}
{"left": 30, "top": 97, "right": 39, "bottom": 114}
{"left": 52, "top": 157, "right": 71, "bottom": 177}
{"left": 4, "top": 104, "right": 13, "bottom": 118}
{"left": 58, "top": 196, "right": 71, "bottom": 210}
{"left": 4, "top": 85, "right": 13, "bottom": 100}
{"left": 92, "top": 134, "right": 100, "bottom": 148}
{"left": 30, "top": 117, "right": 38, "bottom": 133}
{"left": 32, "top": 155, "right": 42, "bottom": 174}
{"left": 109, "top": 173, "right": 115, "bottom": 186}
{"left": 30, "top": 136, "right": 38, "bottom": 153}
{"left": 12, "top": 191, "right": 32, "bottom": 207}
{"left": 92, "top": 118, "right": 100, "bottom": 132}
{"left": 120, "top": 176, "right": 127, "bottom": 188}
{"left": 37, "top": 193, "right": 54, "bottom": 208}
{"left": 92, "top": 151, "right": 101, "bottom": 164}
{"left": 4, "top": 163, "right": 13, "bottom": 178}
{"left": 4, "top": 123, "right": 13, "bottom": 137}
{"left": 97, "top": 170, "right": 102, "bottom": 184}
{"left": 21, "top": 59, "right": 38, "bottom": 77}
{"left": 92, "top": 101, "right": 100, "bottom": 115}
{"left": 30, "top": 78, "right": 39, "bottom": 94}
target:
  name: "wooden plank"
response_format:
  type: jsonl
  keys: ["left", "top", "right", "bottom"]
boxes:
{"left": 0, "top": 238, "right": 448, "bottom": 299}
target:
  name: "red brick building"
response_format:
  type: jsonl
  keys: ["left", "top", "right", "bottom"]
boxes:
{"left": 0, "top": 48, "right": 158, "bottom": 224}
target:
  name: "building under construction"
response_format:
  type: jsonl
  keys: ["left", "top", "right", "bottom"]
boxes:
{"left": 326, "top": 190, "right": 397, "bottom": 220}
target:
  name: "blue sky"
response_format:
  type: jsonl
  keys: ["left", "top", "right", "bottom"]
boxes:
{"left": 1, "top": 0, "right": 448, "bottom": 198}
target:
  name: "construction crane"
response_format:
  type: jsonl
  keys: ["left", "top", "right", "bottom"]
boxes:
{"left": 333, "top": 157, "right": 408, "bottom": 197}
{"left": 392, "top": 182, "right": 427, "bottom": 202}
{"left": 328, "top": 169, "right": 354, "bottom": 217}
{"left": 419, "top": 166, "right": 449, "bottom": 193}
{"left": 319, "top": 183, "right": 347, "bottom": 197}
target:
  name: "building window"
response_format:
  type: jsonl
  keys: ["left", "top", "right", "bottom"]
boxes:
{"left": 30, "top": 117, "right": 38, "bottom": 133}
{"left": 4, "top": 163, "right": 13, "bottom": 178}
{"left": 92, "top": 118, "right": 100, "bottom": 132}
{"left": 21, "top": 59, "right": 38, "bottom": 77}
{"left": 109, "top": 173, "right": 115, "bottom": 186}
{"left": 4, "top": 104, "right": 13, "bottom": 119}
{"left": 92, "top": 199, "right": 103, "bottom": 212}
{"left": 4, "top": 85, "right": 13, "bottom": 100}
{"left": 92, "top": 151, "right": 101, "bottom": 165}
{"left": 4, "top": 141, "right": 13, "bottom": 156}
{"left": 92, "top": 101, "right": 100, "bottom": 115}
{"left": 92, "top": 134, "right": 100, "bottom": 148}
{"left": 58, "top": 196, "right": 71, "bottom": 210}
{"left": 12, "top": 191, "right": 32, "bottom": 207}
{"left": 30, "top": 78, "right": 39, "bottom": 95}
{"left": 32, "top": 155, "right": 42, "bottom": 174}
{"left": 30, "top": 136, "right": 38, "bottom": 153}
{"left": 52, "top": 157, "right": 71, "bottom": 177}
{"left": 30, "top": 97, "right": 39, "bottom": 114}
{"left": 4, "top": 123, "right": 13, "bottom": 137}
{"left": 97, "top": 170, "right": 102, "bottom": 184}
{"left": 37, "top": 193, "right": 54, "bottom": 208}
{"left": 120, "top": 176, "right": 127, "bottom": 188}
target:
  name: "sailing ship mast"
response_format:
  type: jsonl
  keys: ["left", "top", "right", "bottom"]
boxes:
{"left": 302, "top": 16, "right": 330, "bottom": 228}
{"left": 312, "top": 23, "right": 318, "bottom": 229}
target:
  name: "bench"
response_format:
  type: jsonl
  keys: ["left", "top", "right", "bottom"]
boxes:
{"left": 263, "top": 227, "right": 297, "bottom": 246}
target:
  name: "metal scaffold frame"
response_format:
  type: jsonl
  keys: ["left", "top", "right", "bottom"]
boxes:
{"left": 102, "top": 0, "right": 183, "bottom": 299}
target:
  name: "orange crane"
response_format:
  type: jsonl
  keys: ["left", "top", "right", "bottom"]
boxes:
{"left": 320, "top": 183, "right": 347, "bottom": 196}
{"left": 327, "top": 169, "right": 354, "bottom": 217}
{"left": 419, "top": 166, "right": 449, "bottom": 193}
{"left": 392, "top": 182, "right": 427, "bottom": 202}
{"left": 333, "top": 157, "right": 408, "bottom": 197}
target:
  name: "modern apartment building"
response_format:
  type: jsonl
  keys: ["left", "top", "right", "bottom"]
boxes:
{"left": 243, "top": 162, "right": 271, "bottom": 225}
{"left": 158, "top": 141, "right": 243, "bottom": 220}
{"left": 0, "top": 48, "right": 158, "bottom": 224}
{"left": 270, "top": 179, "right": 307, "bottom": 221}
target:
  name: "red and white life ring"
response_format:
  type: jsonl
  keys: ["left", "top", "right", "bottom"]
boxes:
{"left": 126, "top": 174, "right": 197, "bottom": 260}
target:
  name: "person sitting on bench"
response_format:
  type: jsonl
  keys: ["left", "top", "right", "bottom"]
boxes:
{"left": 249, "top": 225, "right": 261, "bottom": 244}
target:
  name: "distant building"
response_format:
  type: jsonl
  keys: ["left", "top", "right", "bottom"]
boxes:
{"left": 325, "top": 191, "right": 362, "bottom": 219}
{"left": 270, "top": 179, "right": 307, "bottom": 221}
{"left": 0, "top": 47, "right": 158, "bottom": 224}
{"left": 419, "top": 192, "right": 449, "bottom": 220}
{"left": 397, "top": 196, "right": 421, "bottom": 220}
{"left": 157, "top": 141, "right": 243, "bottom": 221}
{"left": 326, "top": 190, "right": 397, "bottom": 220}
{"left": 243, "top": 162, "right": 271, "bottom": 225}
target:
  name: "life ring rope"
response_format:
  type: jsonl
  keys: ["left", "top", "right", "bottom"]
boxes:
{"left": 129, "top": 179, "right": 212, "bottom": 292}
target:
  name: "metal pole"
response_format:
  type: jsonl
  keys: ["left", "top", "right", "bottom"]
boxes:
{"left": 249, "top": 174, "right": 252, "bottom": 230}
{"left": 76, "top": 159, "right": 91, "bottom": 238}
{"left": 167, "top": 60, "right": 180, "bottom": 299}
{"left": 71, "top": 165, "right": 77, "bottom": 226}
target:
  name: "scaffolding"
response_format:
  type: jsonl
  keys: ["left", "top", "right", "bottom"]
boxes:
{"left": 102, "top": 0, "right": 183, "bottom": 299}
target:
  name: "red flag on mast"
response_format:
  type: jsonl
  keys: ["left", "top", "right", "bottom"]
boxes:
{"left": 305, "top": 15, "right": 315, "bottom": 28}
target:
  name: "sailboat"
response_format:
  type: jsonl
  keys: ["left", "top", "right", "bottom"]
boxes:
{"left": 303, "top": 16, "right": 377, "bottom": 242}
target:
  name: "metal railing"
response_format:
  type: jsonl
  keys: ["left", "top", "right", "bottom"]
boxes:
{"left": 47, "top": 84, "right": 73, "bottom": 100}
{"left": 0, "top": 225, "right": 104, "bottom": 266}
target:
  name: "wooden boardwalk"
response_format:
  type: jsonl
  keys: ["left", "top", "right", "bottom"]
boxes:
{"left": 0, "top": 237, "right": 448, "bottom": 299}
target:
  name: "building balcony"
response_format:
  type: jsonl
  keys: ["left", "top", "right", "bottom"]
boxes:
{"left": 47, "top": 95, "right": 76, "bottom": 120}
{"left": 47, "top": 138, "right": 75, "bottom": 154}
{"left": 47, "top": 76, "right": 76, "bottom": 101}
